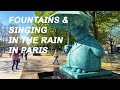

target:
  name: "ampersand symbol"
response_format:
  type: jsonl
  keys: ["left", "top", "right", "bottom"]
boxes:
{"left": 62, "top": 16, "right": 68, "bottom": 23}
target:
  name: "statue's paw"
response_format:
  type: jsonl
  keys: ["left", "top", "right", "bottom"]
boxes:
{"left": 63, "top": 45, "right": 72, "bottom": 55}
{"left": 71, "top": 68, "right": 77, "bottom": 72}
{"left": 60, "top": 64, "right": 70, "bottom": 69}
{"left": 82, "top": 70, "right": 88, "bottom": 73}
{"left": 76, "top": 69, "right": 82, "bottom": 73}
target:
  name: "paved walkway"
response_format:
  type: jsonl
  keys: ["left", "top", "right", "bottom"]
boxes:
{"left": 0, "top": 53, "right": 25, "bottom": 79}
{"left": 20, "top": 54, "right": 66, "bottom": 79}
{"left": 0, "top": 53, "right": 66, "bottom": 79}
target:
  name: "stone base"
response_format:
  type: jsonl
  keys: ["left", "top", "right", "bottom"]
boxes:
{"left": 38, "top": 72, "right": 53, "bottom": 79}
{"left": 33, "top": 53, "right": 41, "bottom": 56}
{"left": 53, "top": 67, "right": 116, "bottom": 79}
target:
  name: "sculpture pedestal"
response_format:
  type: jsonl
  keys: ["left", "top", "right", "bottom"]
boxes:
{"left": 53, "top": 67, "right": 120, "bottom": 79}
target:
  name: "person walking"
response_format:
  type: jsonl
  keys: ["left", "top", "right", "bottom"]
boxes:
{"left": 53, "top": 49, "right": 59, "bottom": 65}
{"left": 18, "top": 48, "right": 21, "bottom": 63}
{"left": 21, "top": 52, "right": 23, "bottom": 59}
{"left": 11, "top": 51, "right": 19, "bottom": 71}
{"left": 24, "top": 50, "right": 28, "bottom": 60}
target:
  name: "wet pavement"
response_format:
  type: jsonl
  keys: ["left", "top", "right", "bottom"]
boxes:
{"left": 20, "top": 54, "right": 66, "bottom": 79}
{"left": 0, "top": 53, "right": 66, "bottom": 79}
{"left": 0, "top": 53, "right": 25, "bottom": 79}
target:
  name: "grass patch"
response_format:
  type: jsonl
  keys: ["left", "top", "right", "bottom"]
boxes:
{"left": 101, "top": 62, "right": 111, "bottom": 67}
{"left": 115, "top": 65, "right": 120, "bottom": 69}
{"left": 48, "top": 52, "right": 54, "bottom": 56}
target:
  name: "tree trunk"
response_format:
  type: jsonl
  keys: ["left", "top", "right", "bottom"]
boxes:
{"left": 83, "top": 11, "right": 98, "bottom": 40}
{"left": 55, "top": 29, "right": 58, "bottom": 49}
{"left": 67, "top": 32, "right": 70, "bottom": 45}
{"left": 92, "top": 11, "right": 98, "bottom": 40}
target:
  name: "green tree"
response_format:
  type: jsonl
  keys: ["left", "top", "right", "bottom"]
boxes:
{"left": 29, "top": 11, "right": 120, "bottom": 51}
{"left": 85, "top": 11, "right": 120, "bottom": 44}
{"left": 29, "top": 11, "right": 74, "bottom": 50}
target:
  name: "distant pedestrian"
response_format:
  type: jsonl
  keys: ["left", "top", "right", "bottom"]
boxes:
{"left": 9, "top": 53, "right": 12, "bottom": 57}
{"left": 18, "top": 48, "right": 21, "bottom": 63}
{"left": 11, "top": 51, "right": 19, "bottom": 71}
{"left": 0, "top": 53, "right": 2, "bottom": 60}
{"left": 24, "top": 50, "right": 28, "bottom": 60}
{"left": 21, "top": 52, "right": 23, "bottom": 59}
{"left": 53, "top": 49, "right": 59, "bottom": 65}
{"left": 0, "top": 53, "right": 2, "bottom": 57}
{"left": 18, "top": 48, "right": 21, "bottom": 54}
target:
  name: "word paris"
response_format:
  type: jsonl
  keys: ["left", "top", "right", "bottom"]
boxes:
{"left": 9, "top": 16, "right": 68, "bottom": 24}
{"left": 8, "top": 47, "right": 48, "bottom": 53}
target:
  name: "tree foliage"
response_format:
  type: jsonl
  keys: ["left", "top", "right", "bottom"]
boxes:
{"left": 0, "top": 21, "right": 28, "bottom": 49}
{"left": 29, "top": 11, "right": 74, "bottom": 50}
{"left": 86, "top": 11, "right": 120, "bottom": 44}
{"left": 29, "top": 11, "right": 120, "bottom": 51}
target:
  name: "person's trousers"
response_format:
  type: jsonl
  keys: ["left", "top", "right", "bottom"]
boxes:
{"left": 53, "top": 58, "right": 59, "bottom": 65}
{"left": 12, "top": 60, "right": 18, "bottom": 70}
{"left": 25, "top": 56, "right": 27, "bottom": 60}
{"left": 21, "top": 54, "right": 23, "bottom": 59}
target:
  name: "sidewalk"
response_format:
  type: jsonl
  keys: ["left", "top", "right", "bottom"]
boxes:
{"left": 20, "top": 54, "right": 66, "bottom": 79}
{"left": 0, "top": 53, "right": 66, "bottom": 79}
{"left": 0, "top": 53, "right": 25, "bottom": 79}
{"left": 18, "top": 53, "right": 120, "bottom": 79}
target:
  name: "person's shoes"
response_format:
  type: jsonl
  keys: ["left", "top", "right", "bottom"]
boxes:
{"left": 12, "top": 69, "right": 14, "bottom": 71}
{"left": 16, "top": 68, "right": 19, "bottom": 70}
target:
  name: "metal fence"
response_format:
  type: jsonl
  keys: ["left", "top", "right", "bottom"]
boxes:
{"left": 103, "top": 53, "right": 120, "bottom": 68}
